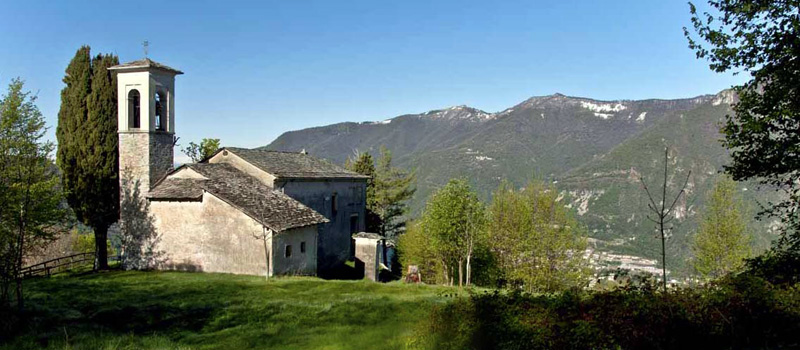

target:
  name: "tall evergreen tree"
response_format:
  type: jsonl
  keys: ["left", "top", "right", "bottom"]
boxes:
{"left": 372, "top": 146, "right": 415, "bottom": 239}
{"left": 345, "top": 151, "right": 381, "bottom": 233}
{"left": 56, "top": 47, "right": 119, "bottom": 269}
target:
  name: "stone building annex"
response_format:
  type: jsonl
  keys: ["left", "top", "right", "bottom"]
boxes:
{"left": 110, "top": 58, "right": 368, "bottom": 277}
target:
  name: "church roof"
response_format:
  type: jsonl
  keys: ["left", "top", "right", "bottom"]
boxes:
{"left": 109, "top": 58, "right": 184, "bottom": 75}
{"left": 221, "top": 147, "right": 369, "bottom": 180}
{"left": 148, "top": 163, "right": 328, "bottom": 232}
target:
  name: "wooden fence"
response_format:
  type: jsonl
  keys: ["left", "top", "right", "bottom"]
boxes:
{"left": 19, "top": 252, "right": 97, "bottom": 278}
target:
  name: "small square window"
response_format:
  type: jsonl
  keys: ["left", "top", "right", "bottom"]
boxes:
{"left": 300, "top": 242, "right": 306, "bottom": 253}
{"left": 285, "top": 245, "right": 292, "bottom": 258}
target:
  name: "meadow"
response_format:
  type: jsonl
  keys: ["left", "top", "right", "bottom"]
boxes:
{"left": 4, "top": 271, "right": 457, "bottom": 350}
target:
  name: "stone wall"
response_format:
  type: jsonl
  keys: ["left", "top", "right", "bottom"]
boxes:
{"left": 149, "top": 132, "right": 174, "bottom": 187}
{"left": 119, "top": 131, "right": 174, "bottom": 196}
{"left": 150, "top": 191, "right": 318, "bottom": 276}
{"left": 272, "top": 225, "right": 317, "bottom": 275}
{"left": 278, "top": 179, "right": 366, "bottom": 271}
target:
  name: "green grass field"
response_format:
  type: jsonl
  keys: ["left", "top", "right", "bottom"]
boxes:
{"left": 4, "top": 271, "right": 458, "bottom": 350}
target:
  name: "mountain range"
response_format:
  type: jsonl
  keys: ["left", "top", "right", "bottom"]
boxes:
{"left": 265, "top": 91, "right": 778, "bottom": 276}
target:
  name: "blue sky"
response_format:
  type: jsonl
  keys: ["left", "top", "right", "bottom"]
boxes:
{"left": 0, "top": 0, "right": 742, "bottom": 162}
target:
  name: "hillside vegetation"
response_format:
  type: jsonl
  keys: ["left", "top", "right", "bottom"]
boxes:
{"left": 266, "top": 91, "right": 778, "bottom": 276}
{"left": 3, "top": 271, "right": 455, "bottom": 350}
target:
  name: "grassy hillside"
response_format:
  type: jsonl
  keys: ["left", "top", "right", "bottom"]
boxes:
{"left": 4, "top": 271, "right": 456, "bottom": 350}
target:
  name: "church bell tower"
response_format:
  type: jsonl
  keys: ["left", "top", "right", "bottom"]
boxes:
{"left": 109, "top": 58, "right": 183, "bottom": 195}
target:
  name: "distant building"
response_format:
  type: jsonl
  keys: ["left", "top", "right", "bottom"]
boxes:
{"left": 111, "top": 59, "right": 368, "bottom": 276}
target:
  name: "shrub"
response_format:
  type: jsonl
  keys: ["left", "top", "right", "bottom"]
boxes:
{"left": 412, "top": 274, "right": 800, "bottom": 349}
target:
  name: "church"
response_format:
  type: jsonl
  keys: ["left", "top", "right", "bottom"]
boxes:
{"left": 110, "top": 58, "right": 368, "bottom": 277}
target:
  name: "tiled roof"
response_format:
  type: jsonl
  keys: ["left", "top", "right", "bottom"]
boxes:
{"left": 147, "top": 178, "right": 203, "bottom": 200}
{"left": 108, "top": 58, "right": 183, "bottom": 75}
{"left": 148, "top": 163, "right": 328, "bottom": 232}
{"left": 222, "top": 147, "right": 369, "bottom": 180}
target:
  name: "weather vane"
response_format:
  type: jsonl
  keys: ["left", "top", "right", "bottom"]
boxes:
{"left": 143, "top": 40, "right": 149, "bottom": 58}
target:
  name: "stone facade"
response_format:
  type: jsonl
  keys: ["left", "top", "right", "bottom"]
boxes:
{"left": 113, "top": 59, "right": 366, "bottom": 278}
{"left": 119, "top": 131, "right": 174, "bottom": 195}
{"left": 278, "top": 179, "right": 366, "bottom": 271}
{"left": 151, "top": 192, "right": 317, "bottom": 276}
{"left": 353, "top": 233, "right": 384, "bottom": 281}
{"left": 209, "top": 149, "right": 368, "bottom": 272}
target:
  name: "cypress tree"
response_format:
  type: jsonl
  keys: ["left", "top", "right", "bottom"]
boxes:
{"left": 57, "top": 47, "right": 120, "bottom": 269}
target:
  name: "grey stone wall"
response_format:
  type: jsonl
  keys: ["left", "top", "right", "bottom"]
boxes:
{"left": 119, "top": 131, "right": 174, "bottom": 196}
{"left": 272, "top": 225, "right": 317, "bottom": 275}
{"left": 150, "top": 192, "right": 318, "bottom": 276}
{"left": 149, "top": 132, "right": 174, "bottom": 188}
{"left": 354, "top": 238, "right": 381, "bottom": 281}
{"left": 278, "top": 179, "right": 367, "bottom": 272}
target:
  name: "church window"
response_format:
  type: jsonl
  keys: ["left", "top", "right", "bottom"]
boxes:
{"left": 300, "top": 242, "right": 306, "bottom": 253}
{"left": 128, "top": 89, "right": 141, "bottom": 129}
{"left": 155, "top": 91, "right": 166, "bottom": 131}
{"left": 285, "top": 245, "right": 292, "bottom": 258}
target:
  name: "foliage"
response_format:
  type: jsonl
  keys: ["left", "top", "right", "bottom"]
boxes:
{"left": 347, "top": 147, "right": 416, "bottom": 239}
{"left": 745, "top": 248, "right": 800, "bottom": 286}
{"left": 421, "top": 179, "right": 485, "bottom": 286}
{"left": 0, "top": 78, "right": 70, "bottom": 314}
{"left": 397, "top": 221, "right": 442, "bottom": 284}
{"left": 70, "top": 230, "right": 115, "bottom": 256}
{"left": 0, "top": 271, "right": 456, "bottom": 350}
{"left": 118, "top": 170, "right": 164, "bottom": 270}
{"left": 413, "top": 274, "right": 800, "bottom": 350}
{"left": 692, "top": 176, "right": 752, "bottom": 279}
{"left": 487, "top": 180, "right": 590, "bottom": 293}
{"left": 181, "top": 138, "right": 220, "bottom": 163}
{"left": 56, "top": 46, "right": 120, "bottom": 269}
{"left": 686, "top": 1, "right": 800, "bottom": 250}
{"left": 372, "top": 146, "right": 416, "bottom": 238}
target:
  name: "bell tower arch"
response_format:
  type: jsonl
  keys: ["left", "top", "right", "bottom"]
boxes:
{"left": 109, "top": 58, "right": 183, "bottom": 195}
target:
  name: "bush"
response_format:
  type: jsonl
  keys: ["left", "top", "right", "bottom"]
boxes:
{"left": 412, "top": 274, "right": 800, "bottom": 349}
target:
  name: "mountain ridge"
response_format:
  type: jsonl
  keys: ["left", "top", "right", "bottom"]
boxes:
{"left": 264, "top": 89, "right": 771, "bottom": 277}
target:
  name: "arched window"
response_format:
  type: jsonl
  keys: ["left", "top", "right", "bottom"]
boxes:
{"left": 128, "top": 90, "right": 141, "bottom": 129}
{"left": 155, "top": 91, "right": 166, "bottom": 131}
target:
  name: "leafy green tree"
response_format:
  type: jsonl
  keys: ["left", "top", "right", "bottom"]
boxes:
{"left": 0, "top": 78, "right": 69, "bottom": 311}
{"left": 56, "top": 46, "right": 119, "bottom": 269}
{"left": 693, "top": 177, "right": 752, "bottom": 279}
{"left": 181, "top": 138, "right": 220, "bottom": 163}
{"left": 685, "top": 1, "right": 800, "bottom": 250}
{"left": 397, "top": 221, "right": 442, "bottom": 284}
{"left": 486, "top": 180, "right": 589, "bottom": 293}
{"left": 421, "top": 179, "right": 485, "bottom": 287}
